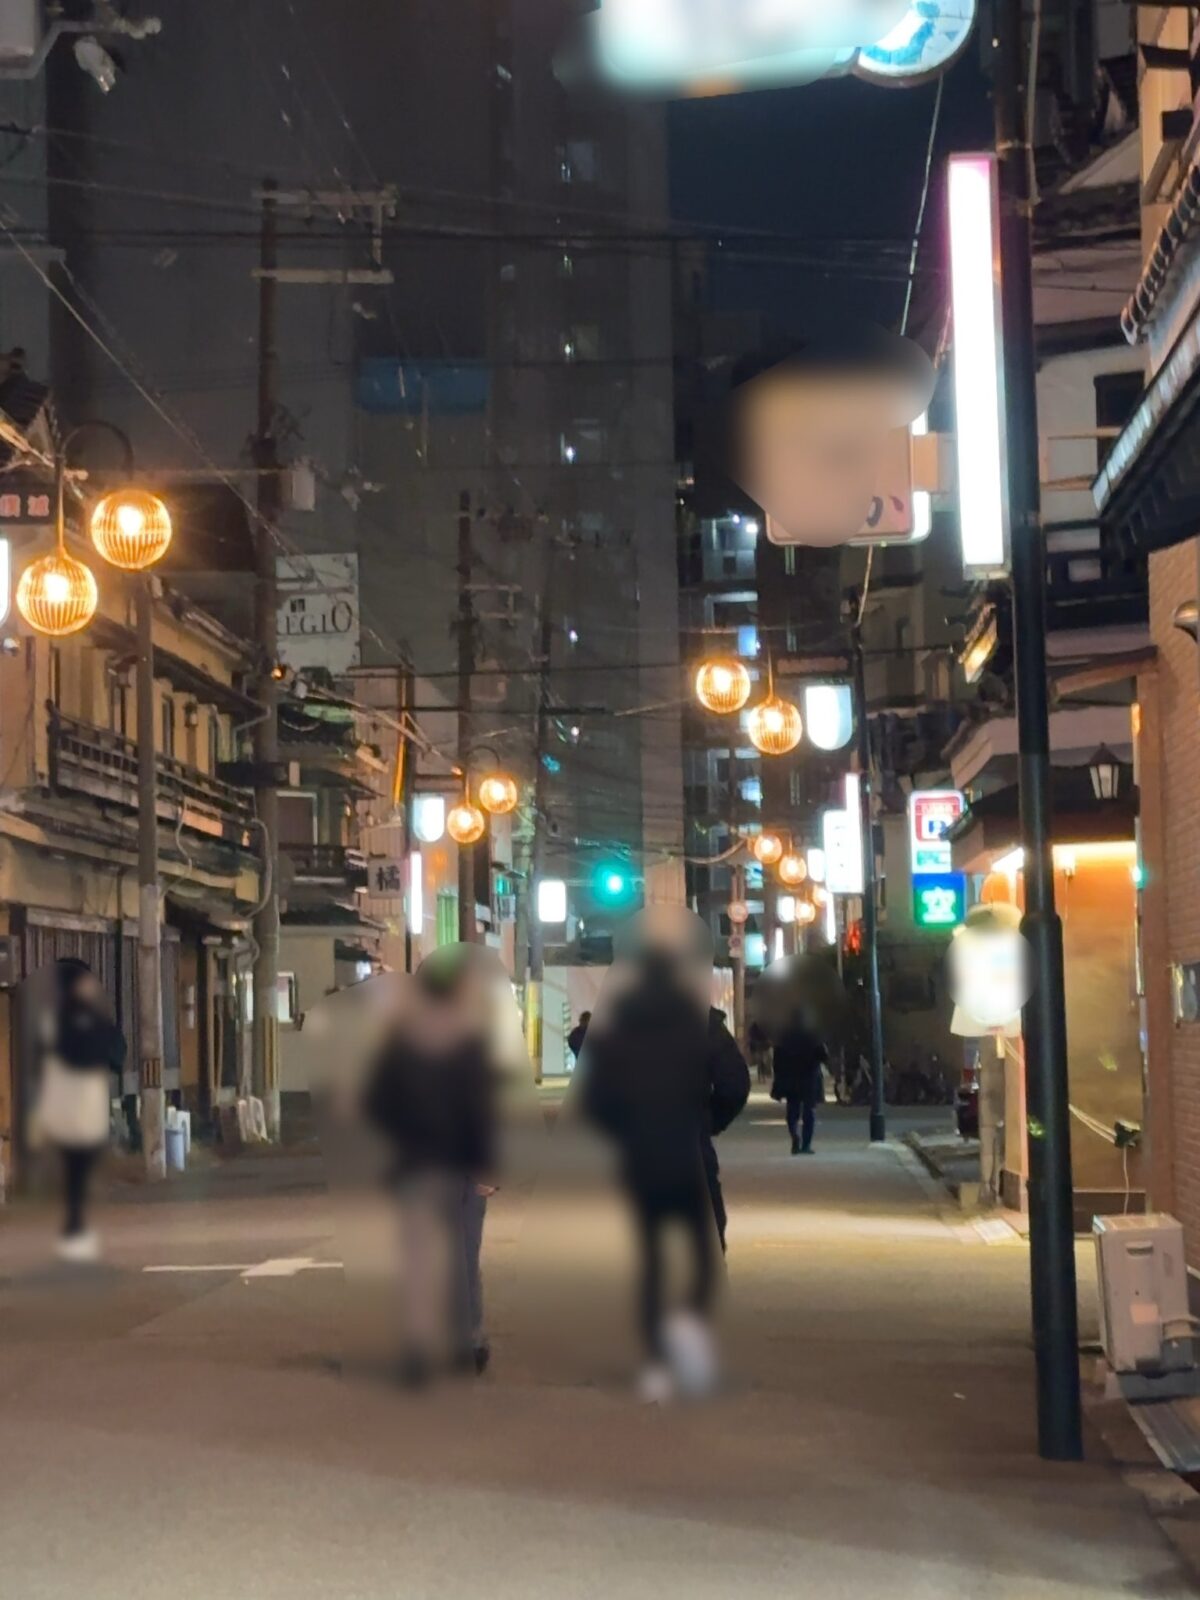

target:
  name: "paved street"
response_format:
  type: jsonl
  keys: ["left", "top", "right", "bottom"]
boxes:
{"left": 0, "top": 1099, "right": 1192, "bottom": 1599}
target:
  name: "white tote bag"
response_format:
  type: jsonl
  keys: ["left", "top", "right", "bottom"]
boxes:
{"left": 36, "top": 1057, "right": 111, "bottom": 1150}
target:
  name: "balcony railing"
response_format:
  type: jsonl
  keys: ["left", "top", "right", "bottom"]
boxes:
{"left": 49, "top": 712, "right": 254, "bottom": 844}
{"left": 282, "top": 842, "right": 369, "bottom": 889}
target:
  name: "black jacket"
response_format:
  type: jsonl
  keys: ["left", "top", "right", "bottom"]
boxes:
{"left": 771, "top": 1023, "right": 827, "bottom": 1103}
{"left": 706, "top": 1008, "right": 750, "bottom": 1137}
{"left": 362, "top": 1030, "right": 496, "bottom": 1180}
{"left": 52, "top": 961, "right": 127, "bottom": 1076}
{"left": 567, "top": 1021, "right": 588, "bottom": 1060}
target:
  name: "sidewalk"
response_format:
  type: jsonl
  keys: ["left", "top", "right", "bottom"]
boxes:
{"left": 0, "top": 1102, "right": 1194, "bottom": 1597}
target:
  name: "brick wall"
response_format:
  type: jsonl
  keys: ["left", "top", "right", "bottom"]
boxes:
{"left": 1149, "top": 539, "right": 1200, "bottom": 1258}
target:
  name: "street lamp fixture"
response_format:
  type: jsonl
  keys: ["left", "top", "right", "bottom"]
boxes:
{"left": 796, "top": 900, "right": 818, "bottom": 926}
{"left": 726, "top": 898, "right": 750, "bottom": 926}
{"left": 695, "top": 656, "right": 752, "bottom": 715}
{"left": 16, "top": 545, "right": 98, "bottom": 637}
{"left": 1088, "top": 745, "right": 1122, "bottom": 802}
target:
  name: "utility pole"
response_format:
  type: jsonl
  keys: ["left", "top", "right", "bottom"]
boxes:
{"left": 525, "top": 567, "right": 556, "bottom": 1080}
{"left": 252, "top": 178, "right": 281, "bottom": 1139}
{"left": 398, "top": 667, "right": 417, "bottom": 974}
{"left": 135, "top": 573, "right": 166, "bottom": 1178}
{"left": 994, "top": 0, "right": 1082, "bottom": 1460}
{"left": 731, "top": 860, "right": 747, "bottom": 1049}
{"left": 853, "top": 628, "right": 886, "bottom": 1143}
{"left": 456, "top": 489, "right": 478, "bottom": 942}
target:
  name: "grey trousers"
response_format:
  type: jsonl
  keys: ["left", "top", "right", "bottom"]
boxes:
{"left": 400, "top": 1173, "right": 487, "bottom": 1354}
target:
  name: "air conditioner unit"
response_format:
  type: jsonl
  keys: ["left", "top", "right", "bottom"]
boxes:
{"left": 1094, "top": 1214, "right": 1193, "bottom": 1377}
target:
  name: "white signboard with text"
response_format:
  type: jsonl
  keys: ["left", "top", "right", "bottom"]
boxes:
{"left": 276, "top": 552, "right": 361, "bottom": 676}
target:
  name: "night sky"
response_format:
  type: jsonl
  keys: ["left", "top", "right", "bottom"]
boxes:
{"left": 668, "top": 48, "right": 994, "bottom": 345}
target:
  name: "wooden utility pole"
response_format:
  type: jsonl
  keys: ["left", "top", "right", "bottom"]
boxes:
{"left": 731, "top": 861, "right": 747, "bottom": 1050}
{"left": 524, "top": 562, "right": 556, "bottom": 1079}
{"left": 135, "top": 571, "right": 166, "bottom": 1177}
{"left": 251, "top": 178, "right": 281, "bottom": 1138}
{"left": 456, "top": 490, "right": 478, "bottom": 942}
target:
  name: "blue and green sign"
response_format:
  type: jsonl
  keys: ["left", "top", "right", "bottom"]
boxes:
{"left": 913, "top": 872, "right": 967, "bottom": 929}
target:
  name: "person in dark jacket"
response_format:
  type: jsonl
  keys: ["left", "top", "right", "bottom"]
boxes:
{"left": 567, "top": 1010, "right": 591, "bottom": 1063}
{"left": 702, "top": 1005, "right": 750, "bottom": 1250}
{"left": 34, "top": 958, "right": 126, "bottom": 1259}
{"left": 362, "top": 946, "right": 500, "bottom": 1382}
{"left": 582, "top": 947, "right": 719, "bottom": 1398}
{"left": 770, "top": 1008, "right": 828, "bottom": 1154}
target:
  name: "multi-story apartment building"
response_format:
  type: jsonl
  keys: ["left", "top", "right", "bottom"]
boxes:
{"left": 0, "top": 1, "right": 683, "bottom": 980}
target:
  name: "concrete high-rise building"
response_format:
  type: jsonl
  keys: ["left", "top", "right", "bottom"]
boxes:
{"left": 0, "top": 0, "right": 683, "bottom": 961}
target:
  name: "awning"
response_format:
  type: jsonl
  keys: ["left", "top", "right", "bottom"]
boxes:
{"left": 948, "top": 765, "right": 1137, "bottom": 869}
{"left": 91, "top": 615, "right": 259, "bottom": 720}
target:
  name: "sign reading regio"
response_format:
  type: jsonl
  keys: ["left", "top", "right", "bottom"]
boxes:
{"left": 276, "top": 552, "right": 361, "bottom": 676}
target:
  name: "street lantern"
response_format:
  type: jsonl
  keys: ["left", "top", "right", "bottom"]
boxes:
{"left": 16, "top": 547, "right": 98, "bottom": 637}
{"left": 796, "top": 900, "right": 818, "bottom": 925}
{"left": 747, "top": 693, "right": 802, "bottom": 756}
{"left": 90, "top": 487, "right": 172, "bottom": 571}
{"left": 726, "top": 898, "right": 750, "bottom": 926}
{"left": 751, "top": 831, "right": 784, "bottom": 866}
{"left": 1088, "top": 745, "right": 1122, "bottom": 801}
{"left": 477, "top": 772, "right": 519, "bottom": 815}
{"left": 447, "top": 799, "right": 486, "bottom": 845}
{"left": 778, "top": 852, "right": 808, "bottom": 886}
{"left": 695, "top": 656, "right": 752, "bottom": 715}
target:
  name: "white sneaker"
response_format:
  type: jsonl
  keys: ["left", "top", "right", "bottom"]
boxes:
{"left": 662, "top": 1310, "right": 718, "bottom": 1398}
{"left": 56, "top": 1231, "right": 100, "bottom": 1264}
{"left": 637, "top": 1362, "right": 674, "bottom": 1405}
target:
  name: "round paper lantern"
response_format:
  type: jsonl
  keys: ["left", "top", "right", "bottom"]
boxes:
{"left": 695, "top": 657, "right": 752, "bottom": 715}
{"left": 727, "top": 899, "right": 750, "bottom": 926}
{"left": 90, "top": 488, "right": 172, "bottom": 571}
{"left": 17, "top": 548, "right": 99, "bottom": 637}
{"left": 477, "top": 773, "right": 518, "bottom": 815}
{"left": 751, "top": 832, "right": 784, "bottom": 866}
{"left": 447, "top": 801, "right": 486, "bottom": 846}
{"left": 747, "top": 694, "right": 802, "bottom": 755}
{"left": 778, "top": 852, "right": 808, "bottom": 887}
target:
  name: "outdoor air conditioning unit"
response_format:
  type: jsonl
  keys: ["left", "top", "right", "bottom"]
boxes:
{"left": 1094, "top": 1215, "right": 1196, "bottom": 1388}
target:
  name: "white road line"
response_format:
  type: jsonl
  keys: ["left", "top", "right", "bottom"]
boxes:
{"left": 143, "top": 1257, "right": 343, "bottom": 1279}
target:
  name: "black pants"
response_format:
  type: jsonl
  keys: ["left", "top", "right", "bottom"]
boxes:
{"left": 61, "top": 1146, "right": 98, "bottom": 1236}
{"left": 785, "top": 1095, "right": 816, "bottom": 1152}
{"left": 700, "top": 1140, "right": 727, "bottom": 1253}
{"left": 631, "top": 1184, "right": 716, "bottom": 1361}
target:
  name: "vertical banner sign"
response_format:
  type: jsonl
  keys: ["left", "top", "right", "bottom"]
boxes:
{"left": 948, "top": 153, "right": 1009, "bottom": 578}
{"left": 276, "top": 552, "right": 361, "bottom": 675}
{"left": 823, "top": 802, "right": 864, "bottom": 895}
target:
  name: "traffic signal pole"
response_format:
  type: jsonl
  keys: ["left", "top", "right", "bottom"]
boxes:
{"left": 994, "top": 0, "right": 1083, "bottom": 1460}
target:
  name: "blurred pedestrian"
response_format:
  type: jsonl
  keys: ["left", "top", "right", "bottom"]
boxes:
{"left": 770, "top": 1008, "right": 827, "bottom": 1155}
{"left": 567, "top": 1009, "right": 591, "bottom": 1063}
{"left": 363, "top": 946, "right": 500, "bottom": 1385}
{"left": 582, "top": 904, "right": 748, "bottom": 1400}
{"left": 33, "top": 958, "right": 126, "bottom": 1260}
{"left": 703, "top": 1003, "right": 750, "bottom": 1251}
{"left": 748, "top": 1019, "right": 771, "bottom": 1085}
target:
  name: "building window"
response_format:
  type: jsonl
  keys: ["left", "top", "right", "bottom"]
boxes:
{"left": 108, "top": 671, "right": 127, "bottom": 736}
{"left": 161, "top": 695, "right": 175, "bottom": 759}
{"left": 208, "top": 711, "right": 223, "bottom": 774}
{"left": 784, "top": 546, "right": 797, "bottom": 578}
{"left": 277, "top": 972, "right": 299, "bottom": 1026}
{"left": 1094, "top": 370, "right": 1143, "bottom": 468}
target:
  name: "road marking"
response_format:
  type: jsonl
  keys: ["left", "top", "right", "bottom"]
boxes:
{"left": 143, "top": 1257, "right": 343, "bottom": 1279}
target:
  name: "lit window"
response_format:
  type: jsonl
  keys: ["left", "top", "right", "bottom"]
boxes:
{"left": 737, "top": 625, "right": 759, "bottom": 658}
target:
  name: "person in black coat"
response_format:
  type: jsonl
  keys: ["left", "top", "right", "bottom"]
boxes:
{"left": 582, "top": 950, "right": 719, "bottom": 1391}
{"left": 34, "top": 958, "right": 126, "bottom": 1258}
{"left": 702, "top": 1005, "right": 750, "bottom": 1250}
{"left": 567, "top": 1010, "right": 591, "bottom": 1063}
{"left": 770, "top": 1008, "right": 828, "bottom": 1155}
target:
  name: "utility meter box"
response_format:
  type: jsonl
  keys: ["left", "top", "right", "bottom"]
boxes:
{"left": 1094, "top": 1214, "right": 1191, "bottom": 1375}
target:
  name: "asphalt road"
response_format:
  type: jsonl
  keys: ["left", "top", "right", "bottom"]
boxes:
{"left": 0, "top": 1099, "right": 1192, "bottom": 1599}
